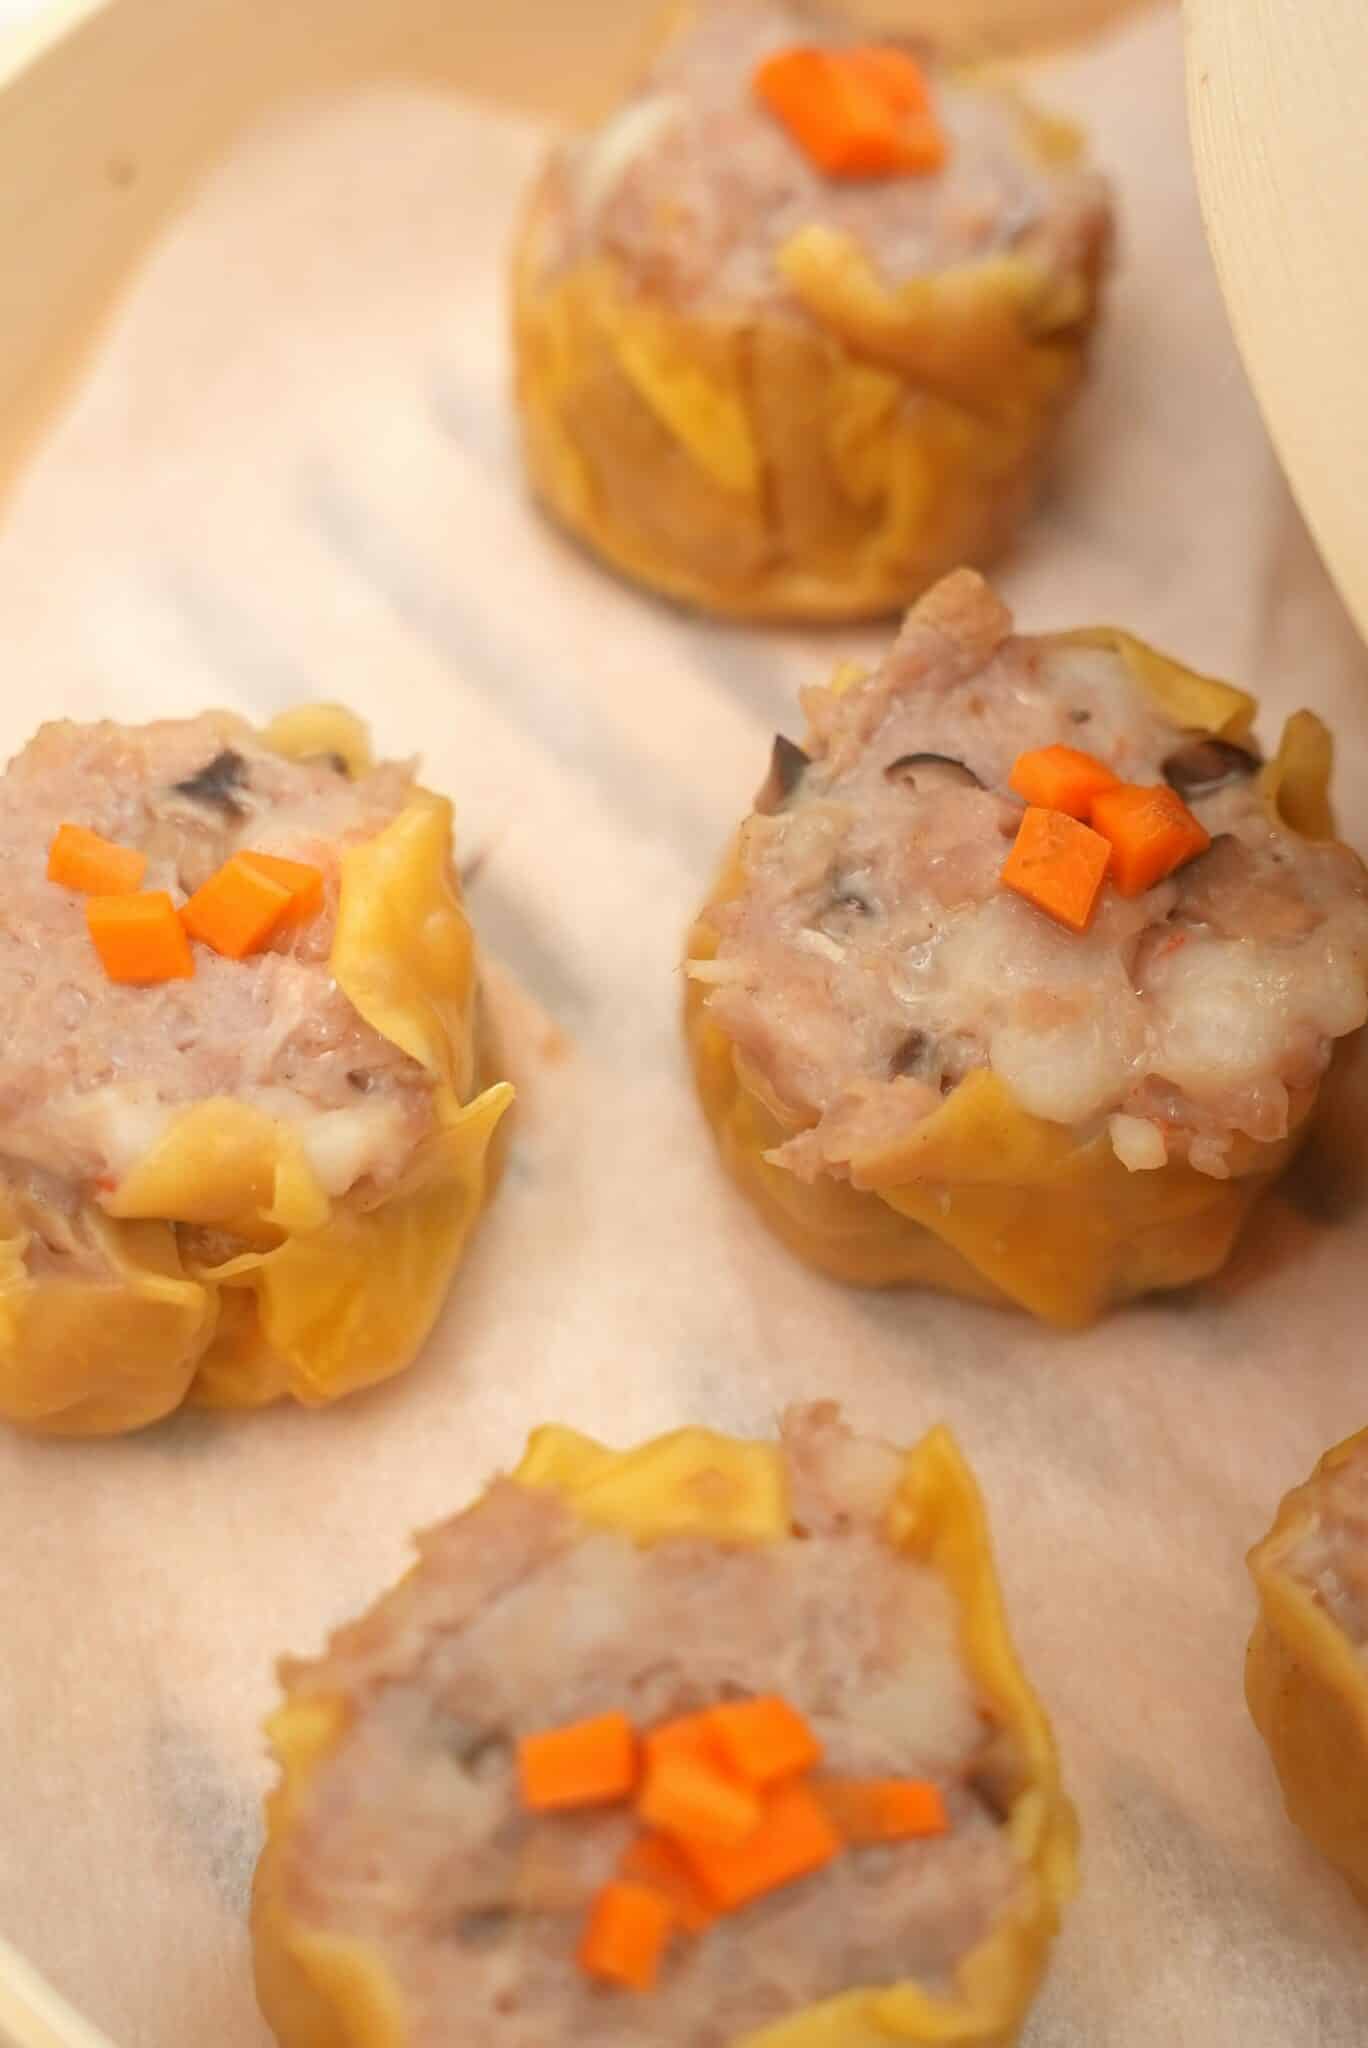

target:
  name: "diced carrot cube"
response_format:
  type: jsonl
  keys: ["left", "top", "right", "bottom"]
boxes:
{"left": 884, "top": 111, "right": 947, "bottom": 174}
{"left": 47, "top": 824, "right": 147, "bottom": 896}
{"left": 180, "top": 856, "right": 294, "bottom": 961}
{"left": 86, "top": 893, "right": 194, "bottom": 985}
{"left": 812, "top": 1776, "right": 950, "bottom": 1844}
{"left": 755, "top": 47, "right": 944, "bottom": 178}
{"left": 705, "top": 1696, "right": 823, "bottom": 1788}
{"left": 755, "top": 48, "right": 888, "bottom": 176}
{"left": 578, "top": 1880, "right": 673, "bottom": 1993}
{"left": 849, "top": 47, "right": 947, "bottom": 173}
{"left": 637, "top": 1750, "right": 761, "bottom": 1848}
{"left": 618, "top": 1833, "right": 718, "bottom": 1934}
{"left": 642, "top": 1711, "right": 723, "bottom": 1774}
{"left": 235, "top": 850, "right": 325, "bottom": 924}
{"left": 1090, "top": 783, "right": 1212, "bottom": 896}
{"left": 676, "top": 1781, "right": 840, "bottom": 1911}
{"left": 845, "top": 45, "right": 933, "bottom": 116}
{"left": 517, "top": 1711, "right": 638, "bottom": 1812}
{"left": 1000, "top": 806, "right": 1111, "bottom": 933}
{"left": 1008, "top": 744, "right": 1120, "bottom": 819}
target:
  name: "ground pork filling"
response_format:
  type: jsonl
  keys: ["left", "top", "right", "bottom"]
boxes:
{"left": 1284, "top": 1439, "right": 1368, "bottom": 1656}
{"left": 277, "top": 1410, "right": 1025, "bottom": 2045}
{"left": 535, "top": 0, "right": 1108, "bottom": 317}
{"left": 697, "top": 574, "right": 1368, "bottom": 1180}
{"left": 0, "top": 713, "right": 440, "bottom": 1276}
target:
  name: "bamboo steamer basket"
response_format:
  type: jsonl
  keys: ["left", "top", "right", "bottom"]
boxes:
{"left": 0, "top": 0, "right": 1359, "bottom": 2038}
{"left": 1185, "top": 0, "right": 1368, "bottom": 648}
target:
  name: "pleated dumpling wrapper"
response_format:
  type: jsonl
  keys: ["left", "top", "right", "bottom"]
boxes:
{"left": 1247, "top": 1427, "right": 1368, "bottom": 1904}
{"left": 0, "top": 706, "right": 511, "bottom": 1434}
{"left": 253, "top": 1405, "right": 1075, "bottom": 2047}
{"left": 686, "top": 569, "right": 1368, "bottom": 1326}
{"left": 513, "top": 0, "right": 1110, "bottom": 622}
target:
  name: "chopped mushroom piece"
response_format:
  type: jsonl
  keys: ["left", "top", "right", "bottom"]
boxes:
{"left": 756, "top": 734, "right": 811, "bottom": 814}
{"left": 1161, "top": 734, "right": 1261, "bottom": 799}
{"left": 171, "top": 747, "right": 250, "bottom": 814}
{"left": 883, "top": 753, "right": 984, "bottom": 791}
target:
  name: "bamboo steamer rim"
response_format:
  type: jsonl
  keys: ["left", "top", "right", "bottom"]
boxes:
{"left": 1185, "top": 0, "right": 1368, "bottom": 649}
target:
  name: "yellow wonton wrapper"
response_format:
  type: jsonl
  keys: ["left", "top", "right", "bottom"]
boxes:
{"left": 512, "top": 67, "right": 1106, "bottom": 624}
{"left": 0, "top": 706, "right": 512, "bottom": 1436}
{"left": 252, "top": 1418, "right": 1077, "bottom": 2048}
{"left": 1246, "top": 1428, "right": 1368, "bottom": 1906}
{"left": 685, "top": 635, "right": 1340, "bottom": 1327}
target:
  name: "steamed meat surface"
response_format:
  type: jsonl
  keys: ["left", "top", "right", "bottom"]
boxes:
{"left": 275, "top": 1409, "right": 1024, "bottom": 2046}
{"left": 0, "top": 714, "right": 436, "bottom": 1216}
{"left": 538, "top": 0, "right": 1107, "bottom": 317}
{"left": 698, "top": 574, "right": 1368, "bottom": 1180}
{"left": 1285, "top": 1435, "right": 1368, "bottom": 1655}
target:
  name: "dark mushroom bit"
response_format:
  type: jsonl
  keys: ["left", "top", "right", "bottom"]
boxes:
{"left": 171, "top": 747, "right": 249, "bottom": 814}
{"left": 1162, "top": 734, "right": 1261, "bottom": 800}
{"left": 883, "top": 753, "right": 984, "bottom": 791}
{"left": 755, "top": 734, "right": 810, "bottom": 815}
{"left": 887, "top": 1028, "right": 972, "bottom": 1095}
{"left": 889, "top": 1028, "right": 933, "bottom": 1080}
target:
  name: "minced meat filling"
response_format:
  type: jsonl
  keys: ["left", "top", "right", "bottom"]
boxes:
{"left": 0, "top": 714, "right": 436, "bottom": 1218}
{"left": 697, "top": 573, "right": 1368, "bottom": 1179}
{"left": 1286, "top": 1439, "right": 1368, "bottom": 1656}
{"left": 537, "top": 0, "right": 1108, "bottom": 317}
{"left": 278, "top": 1409, "right": 1023, "bottom": 2046}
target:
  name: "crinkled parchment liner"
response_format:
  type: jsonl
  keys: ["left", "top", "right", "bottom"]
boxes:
{"left": 685, "top": 633, "right": 1341, "bottom": 1327}
{"left": 0, "top": 705, "right": 513, "bottom": 1437}
{"left": 1246, "top": 1426, "right": 1368, "bottom": 1906}
{"left": 512, "top": 89, "right": 1106, "bottom": 624}
{"left": 252, "top": 1419, "right": 1077, "bottom": 2047}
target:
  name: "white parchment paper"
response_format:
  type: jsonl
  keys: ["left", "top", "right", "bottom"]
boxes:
{"left": 1, "top": 10, "right": 1366, "bottom": 2045}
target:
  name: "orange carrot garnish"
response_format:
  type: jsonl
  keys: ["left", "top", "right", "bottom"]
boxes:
{"left": 618, "top": 1833, "right": 718, "bottom": 1935}
{"left": 754, "top": 47, "right": 946, "bottom": 179}
{"left": 637, "top": 1749, "right": 761, "bottom": 1848}
{"left": 181, "top": 856, "right": 293, "bottom": 961}
{"left": 643, "top": 1711, "right": 724, "bottom": 1775}
{"left": 235, "top": 850, "right": 325, "bottom": 924}
{"left": 676, "top": 1781, "right": 840, "bottom": 1911}
{"left": 1008, "top": 744, "right": 1120, "bottom": 820}
{"left": 1000, "top": 805, "right": 1111, "bottom": 933}
{"left": 845, "top": 44, "right": 933, "bottom": 115}
{"left": 755, "top": 49, "right": 895, "bottom": 176}
{"left": 86, "top": 893, "right": 194, "bottom": 985}
{"left": 518, "top": 1711, "right": 638, "bottom": 1813}
{"left": 812, "top": 1777, "right": 950, "bottom": 1844}
{"left": 1089, "top": 783, "right": 1211, "bottom": 897}
{"left": 844, "top": 45, "right": 944, "bottom": 169}
{"left": 888, "top": 116, "right": 946, "bottom": 174}
{"left": 47, "top": 824, "right": 147, "bottom": 896}
{"left": 578, "top": 1880, "right": 673, "bottom": 1993}
{"left": 180, "top": 856, "right": 295, "bottom": 961}
{"left": 706, "top": 1696, "right": 823, "bottom": 1789}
